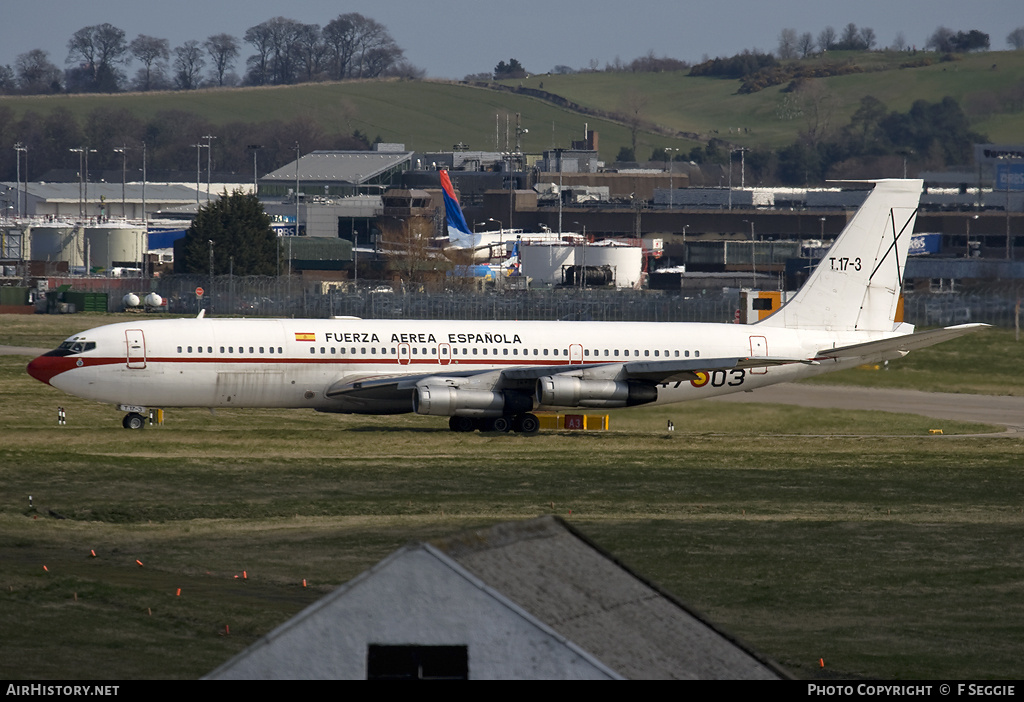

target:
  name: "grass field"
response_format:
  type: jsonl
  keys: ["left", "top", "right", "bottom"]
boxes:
{"left": 2, "top": 314, "right": 1023, "bottom": 679}
{"left": 3, "top": 49, "right": 1022, "bottom": 164}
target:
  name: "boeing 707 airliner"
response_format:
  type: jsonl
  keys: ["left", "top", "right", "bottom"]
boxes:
{"left": 27, "top": 179, "right": 984, "bottom": 432}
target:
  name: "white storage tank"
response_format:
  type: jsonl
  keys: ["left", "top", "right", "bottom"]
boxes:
{"left": 28, "top": 225, "right": 83, "bottom": 267}
{"left": 519, "top": 242, "right": 642, "bottom": 288}
{"left": 84, "top": 226, "right": 146, "bottom": 270}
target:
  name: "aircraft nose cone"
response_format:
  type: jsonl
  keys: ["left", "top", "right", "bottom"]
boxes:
{"left": 27, "top": 355, "right": 70, "bottom": 386}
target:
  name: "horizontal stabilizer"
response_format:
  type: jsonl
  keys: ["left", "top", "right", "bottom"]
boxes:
{"left": 815, "top": 323, "right": 988, "bottom": 360}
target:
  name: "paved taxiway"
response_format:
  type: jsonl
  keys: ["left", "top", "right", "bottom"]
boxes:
{"left": 712, "top": 384, "right": 1024, "bottom": 431}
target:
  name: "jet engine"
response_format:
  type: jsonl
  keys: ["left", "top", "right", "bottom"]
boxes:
{"left": 535, "top": 375, "right": 657, "bottom": 408}
{"left": 413, "top": 384, "right": 533, "bottom": 418}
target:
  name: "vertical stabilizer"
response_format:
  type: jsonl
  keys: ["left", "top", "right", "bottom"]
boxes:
{"left": 440, "top": 170, "right": 477, "bottom": 248}
{"left": 759, "top": 179, "right": 922, "bottom": 332}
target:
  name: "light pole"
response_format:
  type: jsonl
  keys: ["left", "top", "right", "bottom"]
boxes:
{"left": 663, "top": 148, "right": 678, "bottom": 209}
{"left": 966, "top": 214, "right": 979, "bottom": 258}
{"left": 69, "top": 147, "right": 97, "bottom": 219}
{"left": 141, "top": 142, "right": 147, "bottom": 226}
{"left": 208, "top": 239, "right": 214, "bottom": 314}
{"left": 202, "top": 134, "right": 216, "bottom": 202}
{"left": 14, "top": 143, "right": 26, "bottom": 218}
{"left": 743, "top": 219, "right": 756, "bottom": 288}
{"left": 69, "top": 148, "right": 84, "bottom": 217}
{"left": 192, "top": 142, "right": 208, "bottom": 205}
{"left": 294, "top": 142, "right": 301, "bottom": 236}
{"left": 487, "top": 218, "right": 503, "bottom": 258}
{"left": 113, "top": 145, "right": 128, "bottom": 219}
{"left": 248, "top": 144, "right": 262, "bottom": 195}
{"left": 573, "top": 221, "right": 587, "bottom": 288}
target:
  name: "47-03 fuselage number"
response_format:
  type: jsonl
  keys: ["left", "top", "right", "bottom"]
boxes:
{"left": 680, "top": 369, "right": 746, "bottom": 389}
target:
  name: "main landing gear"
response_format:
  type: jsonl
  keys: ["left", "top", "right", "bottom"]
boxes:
{"left": 449, "top": 413, "right": 541, "bottom": 434}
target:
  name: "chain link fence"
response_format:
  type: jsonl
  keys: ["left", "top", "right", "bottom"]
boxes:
{"left": 54, "top": 274, "right": 1024, "bottom": 328}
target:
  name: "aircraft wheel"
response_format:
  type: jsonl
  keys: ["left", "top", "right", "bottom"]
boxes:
{"left": 123, "top": 412, "right": 146, "bottom": 430}
{"left": 448, "top": 416, "right": 476, "bottom": 433}
{"left": 486, "top": 416, "right": 513, "bottom": 433}
{"left": 514, "top": 413, "right": 540, "bottom": 434}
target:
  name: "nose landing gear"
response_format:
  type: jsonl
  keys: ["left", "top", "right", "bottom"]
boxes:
{"left": 122, "top": 412, "right": 146, "bottom": 430}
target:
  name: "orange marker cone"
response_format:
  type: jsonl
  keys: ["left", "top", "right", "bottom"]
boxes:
{"left": 820, "top": 658, "right": 825, "bottom": 668}
{"left": 43, "top": 565, "right": 48, "bottom": 572}
{"left": 243, "top": 570, "right": 247, "bottom": 580}
{"left": 136, "top": 559, "right": 144, "bottom": 567}
{"left": 176, "top": 588, "right": 181, "bottom": 597}
{"left": 90, "top": 550, "right": 96, "bottom": 558}
{"left": 302, "top": 579, "right": 307, "bottom": 588}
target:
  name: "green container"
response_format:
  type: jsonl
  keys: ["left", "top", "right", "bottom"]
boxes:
{"left": 0, "top": 287, "right": 30, "bottom": 305}
{"left": 63, "top": 291, "right": 109, "bottom": 312}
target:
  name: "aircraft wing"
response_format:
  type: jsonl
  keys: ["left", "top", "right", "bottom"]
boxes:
{"left": 325, "top": 356, "right": 814, "bottom": 400}
{"left": 815, "top": 323, "right": 988, "bottom": 361}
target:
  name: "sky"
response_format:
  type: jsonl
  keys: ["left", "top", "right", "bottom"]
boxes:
{"left": 2, "top": 0, "right": 1022, "bottom": 81}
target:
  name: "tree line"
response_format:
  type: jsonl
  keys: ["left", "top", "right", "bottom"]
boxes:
{"left": 0, "top": 103, "right": 377, "bottom": 182}
{"left": 0, "top": 13, "right": 420, "bottom": 96}
{"left": 637, "top": 93, "right": 985, "bottom": 186}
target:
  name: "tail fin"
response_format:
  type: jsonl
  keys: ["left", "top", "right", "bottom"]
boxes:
{"left": 759, "top": 179, "right": 922, "bottom": 332}
{"left": 440, "top": 170, "right": 476, "bottom": 248}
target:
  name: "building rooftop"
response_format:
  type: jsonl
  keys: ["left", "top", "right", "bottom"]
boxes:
{"left": 262, "top": 150, "right": 413, "bottom": 185}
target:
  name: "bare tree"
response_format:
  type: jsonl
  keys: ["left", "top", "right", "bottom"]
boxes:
{"left": 66, "top": 23, "right": 128, "bottom": 91}
{"left": 129, "top": 35, "right": 169, "bottom": 91}
{"left": 204, "top": 34, "right": 239, "bottom": 87}
{"left": 794, "top": 80, "right": 836, "bottom": 146}
{"left": 323, "top": 13, "right": 402, "bottom": 79}
{"left": 264, "top": 16, "right": 302, "bottom": 85}
{"left": 891, "top": 31, "right": 908, "bottom": 52}
{"left": 817, "top": 26, "right": 837, "bottom": 52}
{"left": 859, "top": 27, "right": 877, "bottom": 50}
{"left": 243, "top": 22, "right": 274, "bottom": 85}
{"left": 798, "top": 32, "right": 816, "bottom": 58}
{"left": 15, "top": 49, "right": 62, "bottom": 94}
{"left": 293, "top": 24, "right": 327, "bottom": 81}
{"left": 840, "top": 23, "right": 862, "bottom": 50}
{"left": 174, "top": 40, "right": 206, "bottom": 90}
{"left": 1007, "top": 27, "right": 1024, "bottom": 50}
{"left": 618, "top": 88, "right": 649, "bottom": 157}
{"left": 777, "top": 28, "right": 798, "bottom": 59}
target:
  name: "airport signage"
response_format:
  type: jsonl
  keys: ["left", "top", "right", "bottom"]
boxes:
{"left": 996, "top": 163, "right": 1024, "bottom": 191}
{"left": 909, "top": 233, "right": 941, "bottom": 255}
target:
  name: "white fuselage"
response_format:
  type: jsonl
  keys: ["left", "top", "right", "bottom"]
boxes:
{"left": 34, "top": 317, "right": 893, "bottom": 413}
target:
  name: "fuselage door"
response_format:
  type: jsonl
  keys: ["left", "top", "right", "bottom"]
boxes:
{"left": 569, "top": 343, "right": 584, "bottom": 365}
{"left": 126, "top": 329, "right": 146, "bottom": 369}
{"left": 749, "top": 335, "right": 768, "bottom": 375}
{"left": 438, "top": 343, "right": 451, "bottom": 366}
{"left": 398, "top": 343, "right": 411, "bottom": 365}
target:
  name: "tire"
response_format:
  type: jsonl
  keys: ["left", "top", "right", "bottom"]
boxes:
{"left": 515, "top": 413, "right": 540, "bottom": 434}
{"left": 448, "top": 416, "right": 476, "bottom": 433}
{"left": 488, "top": 416, "right": 513, "bottom": 433}
{"left": 124, "top": 412, "right": 145, "bottom": 430}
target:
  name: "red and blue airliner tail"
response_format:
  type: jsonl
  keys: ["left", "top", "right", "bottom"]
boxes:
{"left": 440, "top": 170, "right": 474, "bottom": 247}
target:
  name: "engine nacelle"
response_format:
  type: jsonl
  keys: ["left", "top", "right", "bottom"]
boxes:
{"left": 535, "top": 375, "right": 657, "bottom": 408}
{"left": 414, "top": 385, "right": 533, "bottom": 418}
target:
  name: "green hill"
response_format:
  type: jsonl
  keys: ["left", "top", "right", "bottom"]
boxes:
{"left": 501, "top": 50, "right": 1024, "bottom": 152}
{"left": 2, "top": 50, "right": 1021, "bottom": 166}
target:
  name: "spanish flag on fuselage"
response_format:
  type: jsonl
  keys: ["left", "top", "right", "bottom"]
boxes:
{"left": 295, "top": 332, "right": 315, "bottom": 341}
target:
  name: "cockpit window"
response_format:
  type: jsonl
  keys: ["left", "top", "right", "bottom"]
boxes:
{"left": 45, "top": 341, "right": 97, "bottom": 356}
